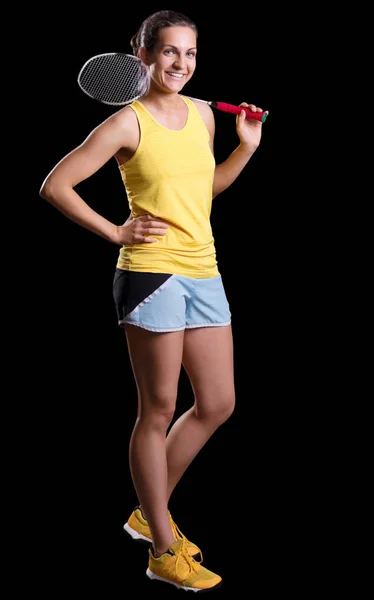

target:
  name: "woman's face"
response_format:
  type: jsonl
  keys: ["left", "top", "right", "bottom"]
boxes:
{"left": 146, "top": 26, "right": 197, "bottom": 93}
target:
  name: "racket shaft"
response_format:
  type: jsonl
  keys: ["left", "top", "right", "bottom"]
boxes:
{"left": 213, "top": 102, "right": 267, "bottom": 122}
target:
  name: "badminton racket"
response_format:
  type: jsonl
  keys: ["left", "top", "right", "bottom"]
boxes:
{"left": 77, "top": 52, "right": 268, "bottom": 123}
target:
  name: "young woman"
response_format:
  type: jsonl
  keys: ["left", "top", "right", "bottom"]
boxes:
{"left": 39, "top": 10, "right": 267, "bottom": 592}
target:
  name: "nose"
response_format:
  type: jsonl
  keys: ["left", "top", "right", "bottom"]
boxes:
{"left": 173, "top": 55, "right": 186, "bottom": 70}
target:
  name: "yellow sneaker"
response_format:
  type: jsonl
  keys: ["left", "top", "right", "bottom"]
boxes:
{"left": 147, "top": 539, "right": 222, "bottom": 591}
{"left": 124, "top": 506, "right": 202, "bottom": 561}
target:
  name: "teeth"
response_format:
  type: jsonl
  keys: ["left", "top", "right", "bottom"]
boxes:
{"left": 167, "top": 73, "right": 183, "bottom": 78}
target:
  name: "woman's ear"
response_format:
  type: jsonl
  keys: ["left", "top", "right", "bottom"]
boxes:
{"left": 138, "top": 47, "right": 149, "bottom": 65}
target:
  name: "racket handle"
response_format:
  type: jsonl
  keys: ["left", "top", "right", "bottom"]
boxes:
{"left": 211, "top": 101, "right": 268, "bottom": 123}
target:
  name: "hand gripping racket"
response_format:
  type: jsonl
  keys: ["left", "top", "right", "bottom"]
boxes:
{"left": 77, "top": 53, "right": 268, "bottom": 123}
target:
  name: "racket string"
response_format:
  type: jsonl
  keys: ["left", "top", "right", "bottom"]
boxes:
{"left": 78, "top": 54, "right": 149, "bottom": 105}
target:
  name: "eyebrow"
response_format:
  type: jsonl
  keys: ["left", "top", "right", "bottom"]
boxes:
{"left": 161, "top": 44, "right": 197, "bottom": 51}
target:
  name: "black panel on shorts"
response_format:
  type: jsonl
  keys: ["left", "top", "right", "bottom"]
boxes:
{"left": 113, "top": 269, "right": 172, "bottom": 320}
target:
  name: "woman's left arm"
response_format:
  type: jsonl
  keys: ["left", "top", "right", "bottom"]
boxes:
{"left": 213, "top": 103, "right": 267, "bottom": 198}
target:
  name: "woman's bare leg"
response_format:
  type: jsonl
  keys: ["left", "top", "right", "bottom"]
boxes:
{"left": 125, "top": 324, "right": 184, "bottom": 555}
{"left": 165, "top": 325, "right": 235, "bottom": 500}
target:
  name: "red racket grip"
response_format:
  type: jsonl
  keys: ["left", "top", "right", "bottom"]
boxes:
{"left": 214, "top": 101, "right": 268, "bottom": 123}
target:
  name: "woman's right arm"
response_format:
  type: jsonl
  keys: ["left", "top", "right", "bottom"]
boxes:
{"left": 40, "top": 108, "right": 135, "bottom": 245}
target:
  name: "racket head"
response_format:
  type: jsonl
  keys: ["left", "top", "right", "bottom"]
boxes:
{"left": 77, "top": 52, "right": 149, "bottom": 106}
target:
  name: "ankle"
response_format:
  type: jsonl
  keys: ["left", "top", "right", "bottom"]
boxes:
{"left": 138, "top": 505, "right": 147, "bottom": 521}
{"left": 151, "top": 545, "right": 169, "bottom": 558}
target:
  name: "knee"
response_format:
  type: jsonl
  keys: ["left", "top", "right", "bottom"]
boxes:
{"left": 217, "top": 394, "right": 236, "bottom": 425}
{"left": 141, "top": 392, "right": 176, "bottom": 431}
{"left": 196, "top": 392, "right": 236, "bottom": 426}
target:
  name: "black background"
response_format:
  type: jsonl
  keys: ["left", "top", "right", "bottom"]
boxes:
{"left": 28, "top": 6, "right": 315, "bottom": 597}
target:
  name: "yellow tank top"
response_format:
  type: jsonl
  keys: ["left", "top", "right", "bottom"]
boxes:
{"left": 116, "top": 96, "right": 219, "bottom": 278}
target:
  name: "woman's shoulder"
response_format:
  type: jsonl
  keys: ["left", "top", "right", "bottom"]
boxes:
{"left": 97, "top": 104, "right": 140, "bottom": 162}
{"left": 112, "top": 103, "right": 141, "bottom": 126}
{"left": 183, "top": 96, "right": 214, "bottom": 123}
{"left": 98, "top": 104, "right": 141, "bottom": 142}
{"left": 182, "top": 95, "right": 215, "bottom": 136}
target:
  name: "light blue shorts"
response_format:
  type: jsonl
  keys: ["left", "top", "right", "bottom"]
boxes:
{"left": 113, "top": 269, "right": 231, "bottom": 332}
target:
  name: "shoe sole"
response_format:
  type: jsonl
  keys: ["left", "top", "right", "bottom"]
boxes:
{"left": 146, "top": 568, "right": 223, "bottom": 592}
{"left": 123, "top": 522, "right": 152, "bottom": 544}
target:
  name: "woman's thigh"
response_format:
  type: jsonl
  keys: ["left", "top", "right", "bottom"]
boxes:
{"left": 125, "top": 325, "right": 185, "bottom": 413}
{"left": 182, "top": 325, "right": 235, "bottom": 416}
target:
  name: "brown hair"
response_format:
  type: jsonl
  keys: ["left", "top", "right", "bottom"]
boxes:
{"left": 130, "top": 10, "right": 198, "bottom": 56}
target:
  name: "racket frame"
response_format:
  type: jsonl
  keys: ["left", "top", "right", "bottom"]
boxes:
{"left": 77, "top": 52, "right": 146, "bottom": 106}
